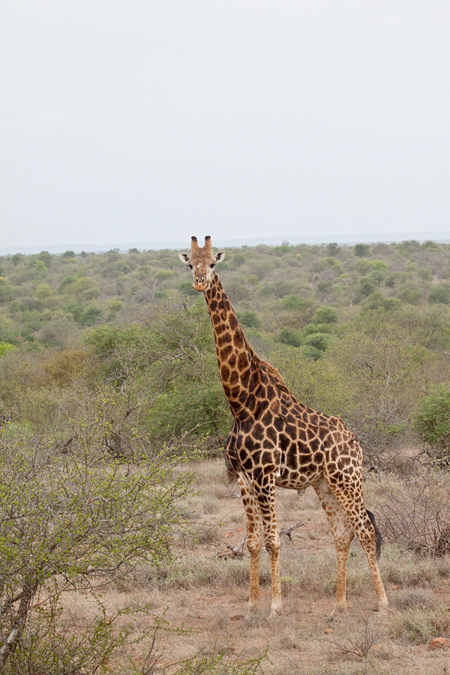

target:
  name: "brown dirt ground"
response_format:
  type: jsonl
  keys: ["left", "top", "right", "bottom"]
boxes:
{"left": 68, "top": 459, "right": 450, "bottom": 674}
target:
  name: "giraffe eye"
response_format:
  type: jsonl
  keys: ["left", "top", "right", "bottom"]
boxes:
{"left": 188, "top": 264, "right": 193, "bottom": 269}
{"left": 210, "top": 263, "right": 215, "bottom": 269}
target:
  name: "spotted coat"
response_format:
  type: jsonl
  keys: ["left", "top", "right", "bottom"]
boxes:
{"left": 180, "top": 236, "right": 389, "bottom": 617}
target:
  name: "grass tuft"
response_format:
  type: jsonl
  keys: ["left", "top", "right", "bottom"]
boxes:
{"left": 388, "top": 604, "right": 450, "bottom": 643}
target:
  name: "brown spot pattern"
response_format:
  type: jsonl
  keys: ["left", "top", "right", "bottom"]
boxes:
{"left": 180, "top": 238, "right": 389, "bottom": 617}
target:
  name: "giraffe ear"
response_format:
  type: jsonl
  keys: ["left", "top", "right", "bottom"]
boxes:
{"left": 178, "top": 252, "right": 190, "bottom": 264}
{"left": 214, "top": 251, "right": 225, "bottom": 264}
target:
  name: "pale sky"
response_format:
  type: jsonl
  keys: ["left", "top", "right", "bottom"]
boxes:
{"left": 1, "top": 1, "right": 449, "bottom": 250}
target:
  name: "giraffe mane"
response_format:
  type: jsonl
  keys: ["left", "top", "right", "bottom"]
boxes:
{"left": 246, "top": 343, "right": 291, "bottom": 394}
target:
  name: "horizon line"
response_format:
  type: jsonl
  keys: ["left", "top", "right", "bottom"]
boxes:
{"left": 1, "top": 230, "right": 449, "bottom": 256}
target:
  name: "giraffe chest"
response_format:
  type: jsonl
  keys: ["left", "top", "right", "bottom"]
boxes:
{"left": 225, "top": 413, "right": 329, "bottom": 489}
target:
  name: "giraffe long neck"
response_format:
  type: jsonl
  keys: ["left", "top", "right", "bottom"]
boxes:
{"left": 204, "top": 275, "right": 260, "bottom": 417}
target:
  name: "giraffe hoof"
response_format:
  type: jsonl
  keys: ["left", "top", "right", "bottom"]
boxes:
{"left": 328, "top": 603, "right": 346, "bottom": 620}
{"left": 269, "top": 602, "right": 282, "bottom": 620}
{"left": 375, "top": 603, "right": 389, "bottom": 615}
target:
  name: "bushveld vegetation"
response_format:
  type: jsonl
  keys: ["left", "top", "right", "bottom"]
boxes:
{"left": 1, "top": 240, "right": 450, "bottom": 672}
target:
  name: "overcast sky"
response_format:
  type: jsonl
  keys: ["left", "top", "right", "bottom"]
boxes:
{"left": 1, "top": 1, "right": 449, "bottom": 251}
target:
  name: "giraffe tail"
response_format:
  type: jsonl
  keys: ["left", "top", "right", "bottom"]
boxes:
{"left": 366, "top": 509, "right": 382, "bottom": 560}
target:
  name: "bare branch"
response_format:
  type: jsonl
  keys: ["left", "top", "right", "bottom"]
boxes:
{"left": 216, "top": 522, "right": 305, "bottom": 559}
{"left": 279, "top": 522, "right": 305, "bottom": 541}
{"left": 216, "top": 535, "right": 247, "bottom": 559}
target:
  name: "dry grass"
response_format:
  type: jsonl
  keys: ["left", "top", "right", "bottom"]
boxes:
{"left": 379, "top": 543, "right": 450, "bottom": 587}
{"left": 368, "top": 468, "right": 450, "bottom": 556}
{"left": 54, "top": 458, "right": 450, "bottom": 674}
{"left": 391, "top": 588, "right": 436, "bottom": 610}
{"left": 388, "top": 604, "right": 450, "bottom": 643}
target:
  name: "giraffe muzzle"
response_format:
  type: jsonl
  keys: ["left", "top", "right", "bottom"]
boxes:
{"left": 193, "top": 276, "right": 207, "bottom": 292}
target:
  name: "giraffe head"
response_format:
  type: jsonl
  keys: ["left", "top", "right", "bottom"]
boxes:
{"left": 179, "top": 236, "right": 225, "bottom": 292}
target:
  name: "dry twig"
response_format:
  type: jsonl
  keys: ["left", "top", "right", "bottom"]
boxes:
{"left": 216, "top": 522, "right": 304, "bottom": 559}
{"left": 279, "top": 522, "right": 305, "bottom": 541}
{"left": 217, "top": 535, "right": 247, "bottom": 559}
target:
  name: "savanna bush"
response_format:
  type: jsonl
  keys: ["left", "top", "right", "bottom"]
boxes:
{"left": 0, "top": 434, "right": 191, "bottom": 671}
{"left": 414, "top": 385, "right": 450, "bottom": 457}
{"left": 374, "top": 468, "right": 450, "bottom": 556}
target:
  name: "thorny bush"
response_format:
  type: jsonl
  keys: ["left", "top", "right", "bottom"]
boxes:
{"left": 0, "top": 432, "right": 192, "bottom": 670}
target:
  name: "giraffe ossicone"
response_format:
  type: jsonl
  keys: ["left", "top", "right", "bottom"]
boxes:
{"left": 179, "top": 235, "right": 388, "bottom": 618}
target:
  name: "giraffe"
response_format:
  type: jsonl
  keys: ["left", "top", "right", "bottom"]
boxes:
{"left": 179, "top": 236, "right": 388, "bottom": 618}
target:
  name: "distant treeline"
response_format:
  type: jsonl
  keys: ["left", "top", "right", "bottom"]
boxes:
{"left": 1, "top": 240, "right": 450, "bottom": 459}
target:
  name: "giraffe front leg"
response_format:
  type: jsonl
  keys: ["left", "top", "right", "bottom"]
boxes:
{"left": 238, "top": 476, "right": 263, "bottom": 615}
{"left": 256, "top": 478, "right": 282, "bottom": 618}
{"left": 268, "top": 538, "right": 282, "bottom": 618}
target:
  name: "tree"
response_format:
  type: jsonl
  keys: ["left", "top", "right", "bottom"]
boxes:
{"left": 429, "top": 284, "right": 450, "bottom": 305}
{"left": 354, "top": 243, "right": 371, "bottom": 258}
{"left": 327, "top": 242, "right": 341, "bottom": 256}
{"left": 312, "top": 306, "right": 338, "bottom": 325}
{"left": 303, "top": 331, "right": 330, "bottom": 353}
{"left": 327, "top": 310, "right": 449, "bottom": 456}
{"left": 0, "top": 342, "right": 16, "bottom": 357}
{"left": 414, "top": 385, "right": 450, "bottom": 457}
{"left": 237, "top": 310, "right": 261, "bottom": 328}
{"left": 0, "top": 435, "right": 190, "bottom": 670}
{"left": 276, "top": 327, "right": 302, "bottom": 347}
{"left": 85, "top": 300, "right": 231, "bottom": 442}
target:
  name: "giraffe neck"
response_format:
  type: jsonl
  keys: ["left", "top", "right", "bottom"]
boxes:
{"left": 204, "top": 275, "right": 261, "bottom": 417}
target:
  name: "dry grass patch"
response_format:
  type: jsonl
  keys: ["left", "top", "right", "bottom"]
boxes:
{"left": 202, "top": 497, "right": 221, "bottom": 514}
{"left": 391, "top": 588, "right": 436, "bottom": 610}
{"left": 212, "top": 483, "right": 237, "bottom": 499}
{"left": 136, "top": 555, "right": 272, "bottom": 593}
{"left": 380, "top": 543, "right": 450, "bottom": 588}
{"left": 302, "top": 664, "right": 392, "bottom": 675}
{"left": 369, "top": 468, "right": 450, "bottom": 556}
{"left": 279, "top": 544, "right": 373, "bottom": 600}
{"left": 329, "top": 619, "right": 380, "bottom": 660}
{"left": 278, "top": 485, "right": 322, "bottom": 512}
{"left": 388, "top": 604, "right": 450, "bottom": 644}
{"left": 190, "top": 458, "right": 229, "bottom": 488}
{"left": 179, "top": 502, "right": 201, "bottom": 520}
{"left": 195, "top": 522, "right": 222, "bottom": 544}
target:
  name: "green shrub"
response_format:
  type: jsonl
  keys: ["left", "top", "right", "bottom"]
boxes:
{"left": 359, "top": 275, "right": 378, "bottom": 296}
{"left": 276, "top": 327, "right": 302, "bottom": 347}
{"left": 283, "top": 294, "right": 308, "bottom": 311}
{"left": 148, "top": 380, "right": 230, "bottom": 439}
{"left": 154, "top": 269, "right": 174, "bottom": 281}
{"left": 354, "top": 243, "right": 371, "bottom": 257}
{"left": 0, "top": 342, "right": 16, "bottom": 357}
{"left": 312, "top": 305, "right": 338, "bottom": 324}
{"left": 237, "top": 310, "right": 261, "bottom": 328}
{"left": 302, "top": 323, "right": 333, "bottom": 337}
{"left": 414, "top": 385, "right": 450, "bottom": 455}
{"left": 429, "top": 284, "right": 450, "bottom": 304}
{"left": 0, "top": 437, "right": 191, "bottom": 670}
{"left": 361, "top": 293, "right": 402, "bottom": 312}
{"left": 303, "top": 332, "right": 330, "bottom": 352}
{"left": 302, "top": 344, "right": 324, "bottom": 361}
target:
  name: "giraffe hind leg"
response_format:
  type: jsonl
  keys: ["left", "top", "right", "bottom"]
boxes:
{"left": 314, "top": 479, "right": 355, "bottom": 614}
{"left": 327, "top": 482, "right": 389, "bottom": 611}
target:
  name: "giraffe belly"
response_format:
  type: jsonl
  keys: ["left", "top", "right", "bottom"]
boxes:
{"left": 276, "top": 464, "right": 322, "bottom": 490}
